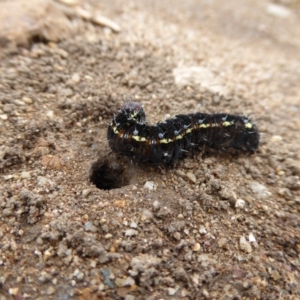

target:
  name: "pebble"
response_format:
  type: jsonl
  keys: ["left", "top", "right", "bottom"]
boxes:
{"left": 39, "top": 271, "right": 52, "bottom": 283}
{"left": 235, "top": 198, "right": 246, "bottom": 208}
{"left": 249, "top": 232, "right": 256, "bottom": 243}
{"left": 46, "top": 110, "right": 55, "bottom": 119}
{"left": 186, "top": 172, "right": 196, "bottom": 184}
{"left": 71, "top": 73, "right": 81, "bottom": 84}
{"left": 22, "top": 96, "right": 33, "bottom": 104}
{"left": 152, "top": 200, "right": 160, "bottom": 209}
{"left": 140, "top": 209, "right": 153, "bottom": 221}
{"left": 249, "top": 181, "right": 270, "bottom": 199}
{"left": 218, "top": 238, "right": 227, "bottom": 248}
{"left": 47, "top": 286, "right": 55, "bottom": 295}
{"left": 115, "top": 276, "right": 135, "bottom": 287}
{"left": 92, "top": 14, "right": 121, "bottom": 32}
{"left": 192, "top": 243, "right": 201, "bottom": 252}
{"left": 82, "top": 189, "right": 92, "bottom": 197}
{"left": 239, "top": 236, "right": 252, "bottom": 253}
{"left": 199, "top": 226, "right": 207, "bottom": 235}
{"left": 266, "top": 3, "right": 292, "bottom": 18}
{"left": 21, "top": 171, "right": 31, "bottom": 180}
{"left": 144, "top": 181, "right": 157, "bottom": 191}
{"left": 125, "top": 295, "right": 135, "bottom": 300}
{"left": 9, "top": 287, "right": 19, "bottom": 296}
{"left": 175, "top": 170, "right": 185, "bottom": 178}
{"left": 76, "top": 7, "right": 92, "bottom": 20}
{"left": 84, "top": 222, "right": 97, "bottom": 232}
{"left": 0, "top": 114, "right": 8, "bottom": 120}
{"left": 14, "top": 99, "right": 25, "bottom": 106}
{"left": 270, "top": 269, "right": 281, "bottom": 281}
{"left": 125, "top": 229, "right": 137, "bottom": 236}
{"left": 270, "top": 135, "right": 283, "bottom": 142}
{"left": 57, "top": 0, "right": 79, "bottom": 5}
{"left": 130, "top": 222, "right": 137, "bottom": 228}
{"left": 168, "top": 286, "right": 179, "bottom": 296}
{"left": 173, "top": 232, "right": 181, "bottom": 241}
{"left": 198, "top": 254, "right": 209, "bottom": 262}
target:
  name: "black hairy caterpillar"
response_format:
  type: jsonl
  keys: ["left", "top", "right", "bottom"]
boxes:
{"left": 107, "top": 102, "right": 259, "bottom": 164}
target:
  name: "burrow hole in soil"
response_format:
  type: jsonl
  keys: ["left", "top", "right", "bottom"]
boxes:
{"left": 90, "top": 159, "right": 129, "bottom": 190}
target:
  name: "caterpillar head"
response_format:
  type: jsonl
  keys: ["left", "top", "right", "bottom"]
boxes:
{"left": 120, "top": 102, "right": 146, "bottom": 124}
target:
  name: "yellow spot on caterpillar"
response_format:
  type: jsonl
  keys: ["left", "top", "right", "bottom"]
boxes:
{"left": 244, "top": 123, "right": 253, "bottom": 129}
{"left": 132, "top": 135, "right": 146, "bottom": 142}
{"left": 159, "top": 138, "right": 173, "bottom": 144}
{"left": 113, "top": 126, "right": 119, "bottom": 134}
{"left": 186, "top": 128, "right": 192, "bottom": 134}
{"left": 199, "top": 124, "right": 210, "bottom": 128}
{"left": 175, "top": 135, "right": 183, "bottom": 140}
{"left": 222, "top": 121, "right": 232, "bottom": 127}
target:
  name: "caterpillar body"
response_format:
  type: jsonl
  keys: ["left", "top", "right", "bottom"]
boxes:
{"left": 107, "top": 102, "right": 259, "bottom": 164}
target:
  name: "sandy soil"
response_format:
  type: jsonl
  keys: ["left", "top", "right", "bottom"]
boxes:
{"left": 0, "top": 0, "right": 300, "bottom": 299}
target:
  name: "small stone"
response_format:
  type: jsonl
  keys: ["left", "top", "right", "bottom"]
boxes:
{"left": 270, "top": 135, "right": 283, "bottom": 142}
{"left": 14, "top": 99, "right": 25, "bottom": 106}
{"left": 153, "top": 200, "right": 160, "bottom": 209}
{"left": 125, "top": 229, "right": 137, "bottom": 236}
{"left": 235, "top": 198, "right": 246, "bottom": 208}
{"left": 141, "top": 209, "right": 153, "bottom": 221}
{"left": 123, "top": 276, "right": 135, "bottom": 286}
{"left": 199, "top": 226, "right": 207, "bottom": 235}
{"left": 249, "top": 181, "right": 270, "bottom": 199}
{"left": 104, "top": 234, "right": 112, "bottom": 239}
{"left": 76, "top": 7, "right": 92, "bottom": 19}
{"left": 173, "top": 232, "right": 181, "bottom": 241}
{"left": 266, "top": 3, "right": 291, "bottom": 18}
{"left": 168, "top": 286, "right": 179, "bottom": 296}
{"left": 90, "top": 260, "right": 97, "bottom": 268}
{"left": 44, "top": 248, "right": 53, "bottom": 260}
{"left": 144, "top": 181, "right": 157, "bottom": 191}
{"left": 239, "top": 236, "right": 252, "bottom": 253}
{"left": 71, "top": 73, "right": 81, "bottom": 84}
{"left": 270, "top": 269, "right": 281, "bottom": 281}
{"left": 0, "top": 114, "right": 8, "bottom": 120}
{"left": 58, "top": 0, "right": 79, "bottom": 5}
{"left": 202, "top": 289, "right": 209, "bottom": 298}
{"left": 82, "top": 189, "right": 92, "bottom": 197}
{"left": 249, "top": 232, "right": 256, "bottom": 243}
{"left": 197, "top": 254, "right": 209, "bottom": 262}
{"left": 76, "top": 272, "right": 84, "bottom": 281}
{"left": 84, "top": 222, "right": 97, "bottom": 232}
{"left": 113, "top": 200, "right": 126, "bottom": 208}
{"left": 125, "top": 296, "right": 135, "bottom": 300}
{"left": 192, "top": 243, "right": 201, "bottom": 252}
{"left": 130, "top": 222, "right": 137, "bottom": 228}
{"left": 186, "top": 172, "right": 196, "bottom": 183}
{"left": 58, "top": 87, "right": 73, "bottom": 97}
{"left": 9, "top": 287, "right": 19, "bottom": 296}
{"left": 39, "top": 271, "right": 52, "bottom": 283}
{"left": 218, "top": 238, "right": 227, "bottom": 248}
{"left": 46, "top": 110, "right": 55, "bottom": 119}
{"left": 92, "top": 14, "right": 121, "bottom": 32}
{"left": 22, "top": 96, "right": 33, "bottom": 104}
{"left": 21, "top": 171, "right": 31, "bottom": 179}
{"left": 47, "top": 286, "right": 55, "bottom": 295}
{"left": 175, "top": 170, "right": 185, "bottom": 178}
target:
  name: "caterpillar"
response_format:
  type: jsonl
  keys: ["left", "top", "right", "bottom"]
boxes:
{"left": 107, "top": 102, "right": 259, "bottom": 164}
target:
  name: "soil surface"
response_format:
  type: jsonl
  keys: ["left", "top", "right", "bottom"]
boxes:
{"left": 0, "top": 0, "right": 300, "bottom": 299}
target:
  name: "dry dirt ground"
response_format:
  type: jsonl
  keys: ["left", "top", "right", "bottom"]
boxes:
{"left": 1, "top": 0, "right": 300, "bottom": 299}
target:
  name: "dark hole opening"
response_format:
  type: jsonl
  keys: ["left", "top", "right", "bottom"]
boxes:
{"left": 90, "top": 159, "right": 129, "bottom": 190}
